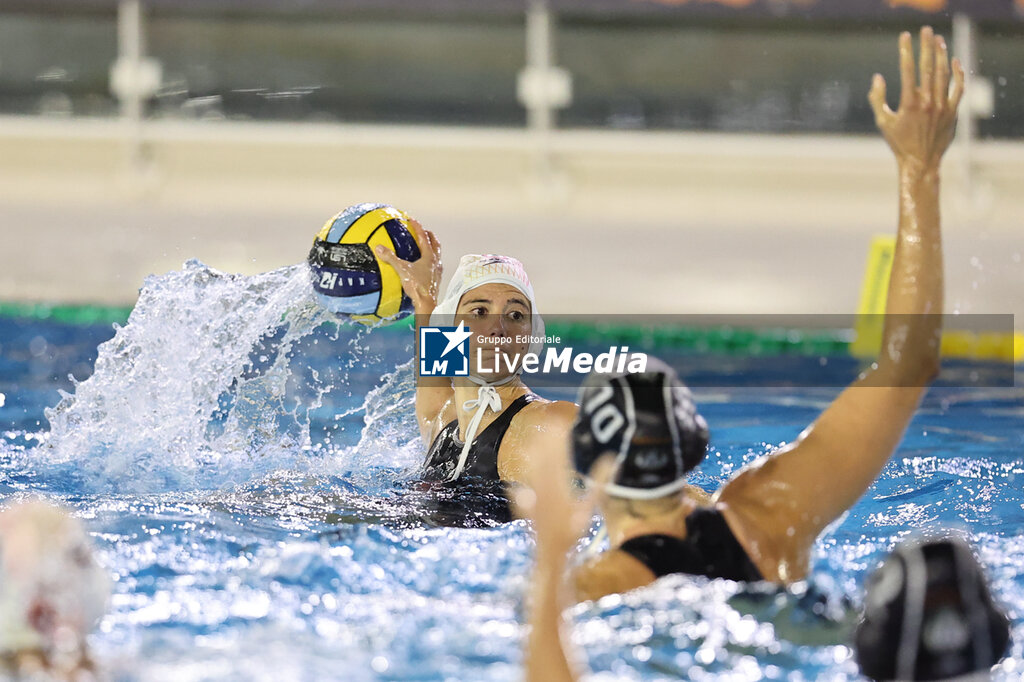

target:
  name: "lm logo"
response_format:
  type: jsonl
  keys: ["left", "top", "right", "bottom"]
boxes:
{"left": 419, "top": 323, "right": 472, "bottom": 377}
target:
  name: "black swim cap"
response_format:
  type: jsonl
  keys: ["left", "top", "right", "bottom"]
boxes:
{"left": 572, "top": 359, "right": 709, "bottom": 499}
{"left": 855, "top": 536, "right": 1011, "bottom": 681}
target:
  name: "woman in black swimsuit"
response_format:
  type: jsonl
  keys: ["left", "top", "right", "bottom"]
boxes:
{"left": 374, "top": 242, "right": 577, "bottom": 523}
{"left": 521, "top": 26, "right": 967, "bottom": 681}
{"left": 567, "top": 363, "right": 761, "bottom": 600}
{"left": 564, "top": 24, "right": 963, "bottom": 600}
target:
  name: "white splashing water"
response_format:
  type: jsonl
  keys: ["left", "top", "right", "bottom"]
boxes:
{"left": 36, "top": 259, "right": 416, "bottom": 494}
{"left": 322, "top": 356, "right": 424, "bottom": 479}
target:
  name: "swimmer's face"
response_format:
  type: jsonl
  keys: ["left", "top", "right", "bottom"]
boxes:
{"left": 456, "top": 283, "right": 532, "bottom": 380}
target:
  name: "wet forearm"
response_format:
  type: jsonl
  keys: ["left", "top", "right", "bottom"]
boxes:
{"left": 526, "top": 548, "right": 578, "bottom": 682}
{"left": 893, "top": 163, "right": 942, "bottom": 316}
{"left": 878, "top": 163, "right": 943, "bottom": 383}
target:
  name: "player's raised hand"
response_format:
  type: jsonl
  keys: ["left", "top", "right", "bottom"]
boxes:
{"left": 375, "top": 217, "right": 442, "bottom": 314}
{"left": 868, "top": 26, "right": 965, "bottom": 172}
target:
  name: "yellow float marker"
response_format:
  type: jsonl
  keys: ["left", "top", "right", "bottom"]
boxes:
{"left": 853, "top": 236, "right": 1021, "bottom": 364}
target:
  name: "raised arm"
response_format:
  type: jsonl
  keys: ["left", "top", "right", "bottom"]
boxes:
{"left": 374, "top": 219, "right": 452, "bottom": 443}
{"left": 519, "top": 456, "right": 613, "bottom": 682}
{"left": 523, "top": 502, "right": 581, "bottom": 682}
{"left": 718, "top": 27, "right": 965, "bottom": 582}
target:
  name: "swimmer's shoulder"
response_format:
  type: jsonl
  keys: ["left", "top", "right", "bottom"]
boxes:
{"left": 683, "top": 483, "right": 713, "bottom": 506}
{"left": 498, "top": 398, "right": 577, "bottom": 484}
{"left": 713, "top": 455, "right": 810, "bottom": 582}
{"left": 502, "top": 397, "right": 577, "bottom": 451}
{"left": 518, "top": 396, "right": 577, "bottom": 427}
{"left": 574, "top": 549, "right": 657, "bottom": 602}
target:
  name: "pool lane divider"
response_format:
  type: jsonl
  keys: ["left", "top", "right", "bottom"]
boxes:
{"left": 544, "top": 321, "right": 854, "bottom": 357}
{"left": 1, "top": 300, "right": 1020, "bottom": 363}
{"left": 0, "top": 302, "right": 853, "bottom": 357}
{"left": 0, "top": 301, "right": 135, "bottom": 326}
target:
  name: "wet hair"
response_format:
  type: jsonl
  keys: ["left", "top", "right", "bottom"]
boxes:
{"left": 855, "top": 536, "right": 1011, "bottom": 681}
{"left": 572, "top": 358, "right": 709, "bottom": 499}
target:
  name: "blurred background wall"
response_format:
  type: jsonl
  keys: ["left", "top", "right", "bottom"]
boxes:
{"left": 0, "top": 0, "right": 1021, "bottom": 323}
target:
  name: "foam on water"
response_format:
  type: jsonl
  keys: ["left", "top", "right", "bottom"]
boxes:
{"left": 2, "top": 263, "right": 1022, "bottom": 680}
{"left": 568, "top": 575, "right": 857, "bottom": 681}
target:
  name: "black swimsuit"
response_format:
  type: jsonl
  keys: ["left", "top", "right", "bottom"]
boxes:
{"left": 619, "top": 508, "right": 762, "bottom": 582}
{"left": 422, "top": 393, "right": 537, "bottom": 483}
{"left": 414, "top": 393, "right": 537, "bottom": 527}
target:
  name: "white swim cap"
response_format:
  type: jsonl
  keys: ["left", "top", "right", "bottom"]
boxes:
{"left": 429, "top": 254, "right": 546, "bottom": 481}
{"left": 0, "top": 501, "right": 109, "bottom": 657}
{"left": 429, "top": 254, "right": 545, "bottom": 358}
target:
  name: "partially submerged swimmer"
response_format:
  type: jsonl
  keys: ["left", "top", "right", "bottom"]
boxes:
{"left": 571, "top": 363, "right": 761, "bottom": 600}
{"left": 567, "top": 25, "right": 965, "bottom": 597}
{"left": 375, "top": 233, "right": 576, "bottom": 522}
{"left": 522, "top": 25, "right": 971, "bottom": 682}
{"left": 0, "top": 500, "right": 109, "bottom": 680}
{"left": 856, "top": 536, "right": 1011, "bottom": 682}
{"left": 416, "top": 254, "right": 574, "bottom": 488}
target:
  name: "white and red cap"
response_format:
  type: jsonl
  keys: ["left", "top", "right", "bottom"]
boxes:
{"left": 429, "top": 254, "right": 545, "bottom": 359}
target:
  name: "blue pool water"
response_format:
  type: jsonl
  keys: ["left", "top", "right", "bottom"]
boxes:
{"left": 1, "top": 261, "right": 1022, "bottom": 681}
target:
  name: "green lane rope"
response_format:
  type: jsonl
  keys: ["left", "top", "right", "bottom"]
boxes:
{"left": 0, "top": 302, "right": 134, "bottom": 326}
{"left": 5, "top": 301, "right": 1019, "bottom": 361}
{"left": 0, "top": 301, "right": 851, "bottom": 356}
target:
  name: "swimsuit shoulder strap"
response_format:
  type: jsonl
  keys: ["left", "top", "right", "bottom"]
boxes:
{"left": 476, "top": 392, "right": 538, "bottom": 446}
{"left": 423, "top": 418, "right": 460, "bottom": 468}
{"left": 422, "top": 393, "right": 539, "bottom": 480}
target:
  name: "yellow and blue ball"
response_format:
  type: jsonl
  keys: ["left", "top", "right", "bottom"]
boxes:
{"left": 308, "top": 203, "right": 420, "bottom": 326}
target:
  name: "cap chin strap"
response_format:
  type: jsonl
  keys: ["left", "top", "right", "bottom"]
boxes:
{"left": 449, "top": 372, "right": 519, "bottom": 482}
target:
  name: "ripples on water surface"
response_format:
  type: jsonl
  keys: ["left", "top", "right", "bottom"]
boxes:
{"left": 0, "top": 261, "right": 1021, "bottom": 681}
